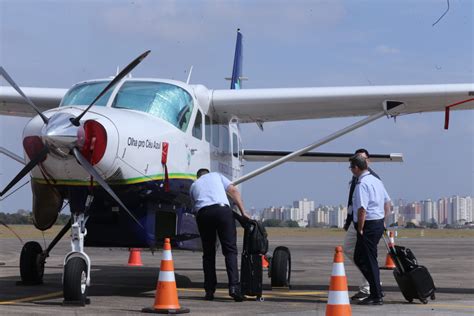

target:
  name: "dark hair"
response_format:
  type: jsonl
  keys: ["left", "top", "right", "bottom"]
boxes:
{"left": 349, "top": 154, "right": 368, "bottom": 170}
{"left": 196, "top": 168, "right": 210, "bottom": 178}
{"left": 355, "top": 148, "right": 370, "bottom": 158}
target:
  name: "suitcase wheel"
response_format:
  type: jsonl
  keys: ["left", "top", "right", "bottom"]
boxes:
{"left": 430, "top": 293, "right": 436, "bottom": 300}
{"left": 421, "top": 298, "right": 428, "bottom": 304}
{"left": 407, "top": 298, "right": 413, "bottom": 303}
{"left": 256, "top": 296, "right": 264, "bottom": 302}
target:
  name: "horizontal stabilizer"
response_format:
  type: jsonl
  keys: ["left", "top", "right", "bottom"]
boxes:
{"left": 242, "top": 150, "right": 403, "bottom": 163}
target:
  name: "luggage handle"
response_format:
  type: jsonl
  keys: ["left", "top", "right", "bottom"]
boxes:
{"left": 383, "top": 230, "right": 405, "bottom": 274}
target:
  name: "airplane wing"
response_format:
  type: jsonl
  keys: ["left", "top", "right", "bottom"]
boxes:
{"left": 211, "top": 84, "right": 474, "bottom": 122}
{"left": 242, "top": 150, "right": 403, "bottom": 163}
{"left": 0, "top": 86, "right": 67, "bottom": 117}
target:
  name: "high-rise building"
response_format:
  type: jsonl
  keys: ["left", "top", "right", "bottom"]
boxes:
{"left": 293, "top": 198, "right": 314, "bottom": 226}
{"left": 466, "top": 197, "right": 473, "bottom": 222}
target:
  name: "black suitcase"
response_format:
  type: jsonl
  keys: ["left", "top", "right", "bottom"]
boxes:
{"left": 240, "top": 252, "right": 263, "bottom": 301}
{"left": 382, "top": 233, "right": 436, "bottom": 304}
{"left": 240, "top": 221, "right": 264, "bottom": 301}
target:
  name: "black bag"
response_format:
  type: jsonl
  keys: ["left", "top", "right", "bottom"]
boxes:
{"left": 382, "top": 233, "right": 436, "bottom": 304}
{"left": 244, "top": 220, "right": 268, "bottom": 255}
{"left": 240, "top": 252, "right": 263, "bottom": 300}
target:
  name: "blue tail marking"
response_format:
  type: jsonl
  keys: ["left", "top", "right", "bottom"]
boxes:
{"left": 230, "top": 29, "right": 243, "bottom": 90}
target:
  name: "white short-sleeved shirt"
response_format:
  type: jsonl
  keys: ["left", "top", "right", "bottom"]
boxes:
{"left": 352, "top": 171, "right": 390, "bottom": 223}
{"left": 189, "top": 172, "right": 232, "bottom": 213}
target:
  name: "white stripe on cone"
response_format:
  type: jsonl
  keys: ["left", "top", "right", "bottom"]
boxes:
{"left": 327, "top": 290, "right": 350, "bottom": 305}
{"left": 162, "top": 250, "right": 173, "bottom": 261}
{"left": 158, "top": 271, "right": 175, "bottom": 282}
{"left": 331, "top": 263, "right": 346, "bottom": 276}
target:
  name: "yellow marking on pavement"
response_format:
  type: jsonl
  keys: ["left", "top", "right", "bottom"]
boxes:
{"left": 178, "top": 288, "right": 327, "bottom": 297}
{"left": 0, "top": 291, "right": 63, "bottom": 305}
{"left": 416, "top": 304, "right": 474, "bottom": 310}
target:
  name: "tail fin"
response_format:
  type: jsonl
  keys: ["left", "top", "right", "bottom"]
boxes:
{"left": 230, "top": 29, "right": 243, "bottom": 89}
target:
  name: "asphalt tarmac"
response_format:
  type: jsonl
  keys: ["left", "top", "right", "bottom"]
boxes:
{"left": 1, "top": 231, "right": 473, "bottom": 315}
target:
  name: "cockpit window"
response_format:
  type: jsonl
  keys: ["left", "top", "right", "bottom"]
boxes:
{"left": 60, "top": 81, "right": 112, "bottom": 107}
{"left": 112, "top": 81, "right": 194, "bottom": 131}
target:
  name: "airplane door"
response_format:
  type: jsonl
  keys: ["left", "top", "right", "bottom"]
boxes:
{"left": 229, "top": 119, "right": 243, "bottom": 182}
{"left": 187, "top": 109, "right": 209, "bottom": 174}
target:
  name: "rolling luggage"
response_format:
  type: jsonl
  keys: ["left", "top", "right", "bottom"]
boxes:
{"left": 240, "top": 220, "right": 265, "bottom": 301}
{"left": 382, "top": 233, "right": 436, "bottom": 304}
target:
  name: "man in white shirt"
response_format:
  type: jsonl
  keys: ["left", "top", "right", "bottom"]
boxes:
{"left": 350, "top": 155, "right": 391, "bottom": 305}
{"left": 189, "top": 168, "right": 249, "bottom": 302}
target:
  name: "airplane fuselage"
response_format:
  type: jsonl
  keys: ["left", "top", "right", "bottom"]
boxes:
{"left": 23, "top": 78, "right": 243, "bottom": 250}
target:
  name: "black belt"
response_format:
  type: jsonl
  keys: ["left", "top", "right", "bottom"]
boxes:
{"left": 198, "top": 203, "right": 228, "bottom": 213}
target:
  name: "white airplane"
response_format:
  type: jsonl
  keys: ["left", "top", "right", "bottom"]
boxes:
{"left": 0, "top": 30, "right": 473, "bottom": 305}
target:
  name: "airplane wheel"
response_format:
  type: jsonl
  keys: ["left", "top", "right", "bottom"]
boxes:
{"left": 63, "top": 257, "right": 88, "bottom": 304}
{"left": 271, "top": 246, "right": 291, "bottom": 288}
{"left": 20, "top": 241, "right": 44, "bottom": 285}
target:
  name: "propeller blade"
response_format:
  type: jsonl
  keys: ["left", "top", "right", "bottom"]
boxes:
{"left": 71, "top": 50, "right": 151, "bottom": 126}
{"left": 0, "top": 146, "right": 49, "bottom": 197}
{"left": 0, "top": 67, "right": 49, "bottom": 124}
{"left": 71, "top": 148, "right": 144, "bottom": 229}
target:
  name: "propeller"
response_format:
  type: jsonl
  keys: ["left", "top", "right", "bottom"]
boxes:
{"left": 0, "top": 67, "right": 49, "bottom": 124}
{"left": 71, "top": 50, "right": 151, "bottom": 126}
{"left": 0, "top": 146, "right": 49, "bottom": 197}
{"left": 71, "top": 147, "right": 144, "bottom": 229}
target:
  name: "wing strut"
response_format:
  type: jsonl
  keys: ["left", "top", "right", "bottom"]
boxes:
{"left": 232, "top": 103, "right": 404, "bottom": 186}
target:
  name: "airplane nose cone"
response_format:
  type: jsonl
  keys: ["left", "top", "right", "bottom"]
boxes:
{"left": 41, "top": 112, "right": 80, "bottom": 158}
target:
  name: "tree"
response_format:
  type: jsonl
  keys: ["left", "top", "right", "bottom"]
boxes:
{"left": 284, "top": 220, "right": 299, "bottom": 228}
{"left": 262, "top": 219, "right": 282, "bottom": 227}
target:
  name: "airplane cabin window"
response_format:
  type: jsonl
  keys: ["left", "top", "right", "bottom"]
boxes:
{"left": 205, "top": 115, "right": 211, "bottom": 143}
{"left": 112, "top": 81, "right": 194, "bottom": 131}
{"left": 192, "top": 111, "right": 203, "bottom": 140}
{"left": 222, "top": 125, "right": 230, "bottom": 154}
{"left": 60, "top": 81, "right": 112, "bottom": 107}
{"left": 212, "top": 120, "right": 219, "bottom": 147}
{"left": 232, "top": 133, "right": 238, "bottom": 158}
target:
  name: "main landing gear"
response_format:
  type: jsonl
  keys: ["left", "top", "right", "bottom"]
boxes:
{"left": 18, "top": 213, "right": 91, "bottom": 306}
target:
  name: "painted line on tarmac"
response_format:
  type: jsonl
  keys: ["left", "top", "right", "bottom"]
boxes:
{"left": 416, "top": 303, "right": 474, "bottom": 310}
{"left": 178, "top": 288, "right": 327, "bottom": 297}
{"left": 0, "top": 291, "right": 63, "bottom": 305}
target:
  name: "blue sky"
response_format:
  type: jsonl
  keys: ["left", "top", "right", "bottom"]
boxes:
{"left": 0, "top": 0, "right": 473, "bottom": 213}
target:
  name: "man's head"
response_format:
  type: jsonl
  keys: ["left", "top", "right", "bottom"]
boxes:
{"left": 196, "top": 168, "right": 210, "bottom": 179}
{"left": 355, "top": 148, "right": 369, "bottom": 159}
{"left": 349, "top": 154, "right": 368, "bottom": 177}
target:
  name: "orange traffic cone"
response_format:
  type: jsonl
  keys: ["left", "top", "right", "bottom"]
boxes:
{"left": 380, "top": 231, "right": 396, "bottom": 270}
{"left": 262, "top": 255, "right": 269, "bottom": 269}
{"left": 326, "top": 246, "right": 351, "bottom": 316}
{"left": 128, "top": 248, "right": 143, "bottom": 267}
{"left": 142, "top": 238, "right": 189, "bottom": 314}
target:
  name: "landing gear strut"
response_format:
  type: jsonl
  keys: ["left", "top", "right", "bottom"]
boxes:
{"left": 63, "top": 213, "right": 91, "bottom": 306}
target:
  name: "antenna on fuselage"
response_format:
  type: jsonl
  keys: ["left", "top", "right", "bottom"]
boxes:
{"left": 186, "top": 65, "right": 193, "bottom": 84}
{"left": 116, "top": 66, "right": 120, "bottom": 76}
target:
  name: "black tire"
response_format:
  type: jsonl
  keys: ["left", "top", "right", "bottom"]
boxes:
{"left": 20, "top": 241, "right": 44, "bottom": 285}
{"left": 63, "top": 257, "right": 88, "bottom": 304}
{"left": 271, "top": 246, "right": 291, "bottom": 288}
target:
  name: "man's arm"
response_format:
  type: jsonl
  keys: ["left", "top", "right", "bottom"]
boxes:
{"left": 226, "top": 184, "right": 250, "bottom": 218}
{"left": 357, "top": 207, "right": 366, "bottom": 235}
{"left": 384, "top": 201, "right": 392, "bottom": 227}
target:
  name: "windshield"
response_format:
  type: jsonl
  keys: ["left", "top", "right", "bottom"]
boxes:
{"left": 60, "top": 81, "right": 112, "bottom": 107}
{"left": 112, "top": 81, "right": 194, "bottom": 131}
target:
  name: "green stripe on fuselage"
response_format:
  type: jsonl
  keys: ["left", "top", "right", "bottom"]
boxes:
{"left": 32, "top": 173, "right": 196, "bottom": 186}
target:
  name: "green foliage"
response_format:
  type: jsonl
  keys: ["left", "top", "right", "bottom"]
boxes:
{"left": 262, "top": 219, "right": 282, "bottom": 227}
{"left": 0, "top": 211, "right": 70, "bottom": 225}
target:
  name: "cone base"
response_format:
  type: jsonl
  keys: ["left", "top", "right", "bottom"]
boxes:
{"left": 142, "top": 307, "right": 190, "bottom": 314}
{"left": 127, "top": 263, "right": 144, "bottom": 267}
{"left": 325, "top": 304, "right": 351, "bottom": 316}
{"left": 380, "top": 266, "right": 395, "bottom": 270}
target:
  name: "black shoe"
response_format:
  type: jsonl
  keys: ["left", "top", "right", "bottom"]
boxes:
{"left": 229, "top": 287, "right": 244, "bottom": 302}
{"left": 357, "top": 296, "right": 383, "bottom": 305}
{"left": 350, "top": 291, "right": 370, "bottom": 301}
{"left": 204, "top": 292, "right": 214, "bottom": 301}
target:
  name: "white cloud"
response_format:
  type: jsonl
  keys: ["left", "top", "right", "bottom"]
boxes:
{"left": 375, "top": 45, "right": 400, "bottom": 54}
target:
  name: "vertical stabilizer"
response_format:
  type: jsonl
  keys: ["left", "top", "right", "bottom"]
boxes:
{"left": 230, "top": 29, "right": 243, "bottom": 89}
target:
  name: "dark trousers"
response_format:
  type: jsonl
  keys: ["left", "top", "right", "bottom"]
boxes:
{"left": 196, "top": 204, "right": 239, "bottom": 293}
{"left": 354, "top": 219, "right": 384, "bottom": 298}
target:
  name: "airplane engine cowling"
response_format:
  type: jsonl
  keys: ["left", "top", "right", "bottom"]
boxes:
{"left": 31, "top": 181, "right": 64, "bottom": 231}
